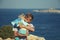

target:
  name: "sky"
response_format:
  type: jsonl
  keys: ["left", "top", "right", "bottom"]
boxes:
{"left": 0, "top": 0, "right": 60, "bottom": 9}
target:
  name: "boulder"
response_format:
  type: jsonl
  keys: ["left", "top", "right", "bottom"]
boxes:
{"left": 0, "top": 37, "right": 3, "bottom": 40}
{"left": 27, "top": 34, "right": 45, "bottom": 40}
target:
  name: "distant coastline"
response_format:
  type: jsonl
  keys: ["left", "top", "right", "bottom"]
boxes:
{"left": 33, "top": 8, "right": 60, "bottom": 13}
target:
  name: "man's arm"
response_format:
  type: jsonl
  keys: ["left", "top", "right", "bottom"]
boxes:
{"left": 24, "top": 25, "right": 35, "bottom": 32}
{"left": 19, "top": 24, "right": 35, "bottom": 32}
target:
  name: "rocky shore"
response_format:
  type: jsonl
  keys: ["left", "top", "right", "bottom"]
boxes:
{"left": 0, "top": 38, "right": 14, "bottom": 40}
{"left": 0, "top": 34, "right": 45, "bottom": 40}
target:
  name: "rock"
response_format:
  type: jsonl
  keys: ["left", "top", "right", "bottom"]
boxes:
{"left": 38, "top": 37, "right": 45, "bottom": 40}
{"left": 0, "top": 34, "right": 45, "bottom": 40}
{"left": 0, "top": 37, "right": 3, "bottom": 40}
{"left": 4, "top": 38, "right": 14, "bottom": 40}
{"left": 27, "top": 34, "right": 45, "bottom": 40}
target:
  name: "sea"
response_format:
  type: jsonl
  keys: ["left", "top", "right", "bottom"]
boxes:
{"left": 0, "top": 9, "right": 60, "bottom": 40}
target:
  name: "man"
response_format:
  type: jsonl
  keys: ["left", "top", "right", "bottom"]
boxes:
{"left": 12, "top": 13, "right": 35, "bottom": 40}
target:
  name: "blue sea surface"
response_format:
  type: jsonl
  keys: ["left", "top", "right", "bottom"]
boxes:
{"left": 0, "top": 9, "right": 60, "bottom": 40}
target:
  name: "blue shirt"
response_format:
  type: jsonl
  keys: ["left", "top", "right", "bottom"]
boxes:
{"left": 11, "top": 18, "right": 28, "bottom": 27}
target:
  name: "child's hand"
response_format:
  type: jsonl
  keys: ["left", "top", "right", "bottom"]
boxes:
{"left": 18, "top": 22, "right": 25, "bottom": 28}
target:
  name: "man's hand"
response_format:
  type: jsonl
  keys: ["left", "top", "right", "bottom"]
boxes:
{"left": 25, "top": 25, "right": 35, "bottom": 32}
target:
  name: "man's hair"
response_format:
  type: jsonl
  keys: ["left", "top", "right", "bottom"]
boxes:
{"left": 25, "top": 13, "right": 34, "bottom": 21}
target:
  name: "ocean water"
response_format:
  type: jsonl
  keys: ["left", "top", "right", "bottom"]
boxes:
{"left": 0, "top": 9, "right": 60, "bottom": 40}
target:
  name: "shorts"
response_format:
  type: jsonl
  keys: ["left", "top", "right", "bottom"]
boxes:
{"left": 15, "top": 36, "right": 26, "bottom": 40}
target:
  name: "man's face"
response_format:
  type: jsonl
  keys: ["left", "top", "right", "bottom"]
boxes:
{"left": 25, "top": 17, "right": 32, "bottom": 23}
